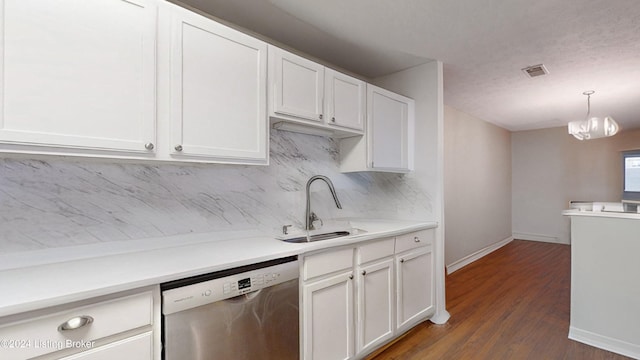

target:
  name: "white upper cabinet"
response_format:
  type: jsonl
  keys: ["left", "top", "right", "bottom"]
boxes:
{"left": 0, "top": 0, "right": 157, "bottom": 155}
{"left": 368, "top": 85, "right": 414, "bottom": 171}
{"left": 168, "top": 5, "right": 268, "bottom": 164}
{"left": 268, "top": 46, "right": 364, "bottom": 137}
{"left": 340, "top": 84, "right": 415, "bottom": 173}
{"left": 269, "top": 46, "right": 324, "bottom": 123}
{"left": 325, "top": 69, "right": 365, "bottom": 131}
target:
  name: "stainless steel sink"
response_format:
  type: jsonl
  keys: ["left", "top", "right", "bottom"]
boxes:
{"left": 282, "top": 231, "right": 351, "bottom": 243}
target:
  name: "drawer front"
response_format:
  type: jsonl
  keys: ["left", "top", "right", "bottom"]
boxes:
{"left": 60, "top": 332, "right": 152, "bottom": 360}
{"left": 304, "top": 247, "right": 354, "bottom": 281}
{"left": 395, "top": 230, "right": 434, "bottom": 254}
{"left": 0, "top": 291, "right": 153, "bottom": 360}
{"left": 358, "top": 237, "right": 394, "bottom": 264}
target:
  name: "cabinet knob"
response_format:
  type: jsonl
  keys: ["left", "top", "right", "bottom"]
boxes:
{"left": 349, "top": 274, "right": 354, "bottom": 280}
{"left": 414, "top": 236, "right": 420, "bottom": 243}
{"left": 144, "top": 142, "right": 155, "bottom": 151}
{"left": 400, "top": 259, "right": 405, "bottom": 263}
{"left": 319, "top": 114, "right": 323, "bottom": 120}
{"left": 58, "top": 315, "right": 94, "bottom": 332}
{"left": 361, "top": 270, "right": 366, "bottom": 276}
{"left": 175, "top": 144, "right": 183, "bottom": 152}
{"left": 331, "top": 117, "right": 336, "bottom": 123}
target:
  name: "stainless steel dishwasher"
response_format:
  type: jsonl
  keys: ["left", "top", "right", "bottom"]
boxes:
{"left": 161, "top": 256, "right": 299, "bottom": 360}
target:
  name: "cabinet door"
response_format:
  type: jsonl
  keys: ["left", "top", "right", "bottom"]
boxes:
{"left": 303, "top": 271, "right": 355, "bottom": 360}
{"left": 325, "top": 69, "right": 365, "bottom": 131}
{"left": 269, "top": 46, "right": 324, "bottom": 123}
{"left": 0, "top": 0, "right": 157, "bottom": 154}
{"left": 169, "top": 6, "right": 267, "bottom": 164}
{"left": 357, "top": 258, "right": 394, "bottom": 354}
{"left": 367, "top": 85, "right": 414, "bottom": 172}
{"left": 60, "top": 332, "right": 152, "bottom": 360}
{"left": 396, "top": 246, "right": 434, "bottom": 331}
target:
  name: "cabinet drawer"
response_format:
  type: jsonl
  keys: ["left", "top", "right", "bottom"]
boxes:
{"left": 395, "top": 230, "right": 434, "bottom": 254}
{"left": 358, "top": 237, "right": 394, "bottom": 264}
{"left": 60, "top": 332, "right": 152, "bottom": 360}
{"left": 0, "top": 291, "right": 153, "bottom": 360}
{"left": 304, "top": 247, "right": 354, "bottom": 281}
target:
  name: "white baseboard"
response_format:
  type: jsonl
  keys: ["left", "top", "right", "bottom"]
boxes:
{"left": 569, "top": 326, "right": 640, "bottom": 359}
{"left": 512, "top": 232, "right": 568, "bottom": 244}
{"left": 446, "top": 236, "right": 513, "bottom": 274}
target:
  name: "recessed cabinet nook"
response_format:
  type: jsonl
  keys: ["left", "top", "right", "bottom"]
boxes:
{"left": 0, "top": 0, "right": 414, "bottom": 172}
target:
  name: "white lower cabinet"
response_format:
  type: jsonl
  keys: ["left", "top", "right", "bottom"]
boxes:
{"left": 357, "top": 257, "right": 394, "bottom": 354}
{"left": 302, "top": 271, "right": 355, "bottom": 360}
{"left": 301, "top": 230, "right": 435, "bottom": 360}
{"left": 59, "top": 332, "right": 152, "bottom": 360}
{"left": 395, "top": 237, "right": 434, "bottom": 332}
{"left": 0, "top": 288, "right": 158, "bottom": 360}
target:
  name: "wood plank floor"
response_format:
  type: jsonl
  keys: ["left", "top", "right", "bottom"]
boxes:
{"left": 370, "top": 240, "right": 631, "bottom": 360}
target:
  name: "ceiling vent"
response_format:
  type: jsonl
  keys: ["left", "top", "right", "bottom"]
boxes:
{"left": 521, "top": 64, "right": 549, "bottom": 78}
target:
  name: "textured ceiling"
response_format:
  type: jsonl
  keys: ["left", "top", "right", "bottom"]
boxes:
{"left": 176, "top": 0, "right": 640, "bottom": 132}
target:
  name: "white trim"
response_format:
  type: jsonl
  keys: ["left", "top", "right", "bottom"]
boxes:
{"left": 512, "top": 232, "right": 567, "bottom": 244}
{"left": 446, "top": 236, "right": 513, "bottom": 274}
{"left": 569, "top": 326, "right": 640, "bottom": 359}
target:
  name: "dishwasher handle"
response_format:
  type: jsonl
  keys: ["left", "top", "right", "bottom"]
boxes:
{"left": 225, "top": 289, "right": 262, "bottom": 303}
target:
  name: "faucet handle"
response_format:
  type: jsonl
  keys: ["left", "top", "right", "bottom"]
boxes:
{"left": 282, "top": 225, "right": 292, "bottom": 235}
{"left": 309, "top": 212, "right": 323, "bottom": 230}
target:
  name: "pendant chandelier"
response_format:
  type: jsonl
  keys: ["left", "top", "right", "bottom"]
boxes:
{"left": 567, "top": 91, "right": 619, "bottom": 140}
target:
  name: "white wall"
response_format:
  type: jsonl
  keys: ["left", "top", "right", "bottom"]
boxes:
{"left": 443, "top": 106, "right": 512, "bottom": 272}
{"left": 512, "top": 127, "right": 640, "bottom": 244}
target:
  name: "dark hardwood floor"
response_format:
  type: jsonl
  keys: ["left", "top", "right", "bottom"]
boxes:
{"left": 370, "top": 240, "right": 631, "bottom": 360}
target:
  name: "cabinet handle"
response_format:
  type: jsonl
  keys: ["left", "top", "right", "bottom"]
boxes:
{"left": 361, "top": 270, "right": 366, "bottom": 276}
{"left": 58, "top": 315, "right": 94, "bottom": 332}
{"left": 349, "top": 274, "right": 354, "bottom": 280}
{"left": 331, "top": 117, "right": 336, "bottom": 123}
{"left": 174, "top": 144, "right": 183, "bottom": 152}
{"left": 414, "top": 236, "right": 420, "bottom": 243}
{"left": 319, "top": 114, "right": 323, "bottom": 120}
{"left": 144, "top": 142, "right": 154, "bottom": 151}
{"left": 400, "top": 259, "right": 405, "bottom": 263}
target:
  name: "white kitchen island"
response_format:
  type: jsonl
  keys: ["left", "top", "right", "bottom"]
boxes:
{"left": 563, "top": 210, "right": 640, "bottom": 359}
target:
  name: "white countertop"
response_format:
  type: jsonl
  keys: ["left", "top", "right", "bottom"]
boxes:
{"left": 562, "top": 209, "right": 640, "bottom": 220}
{"left": 0, "top": 219, "right": 436, "bottom": 318}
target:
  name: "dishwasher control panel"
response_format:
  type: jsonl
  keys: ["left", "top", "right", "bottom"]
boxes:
{"left": 162, "top": 259, "right": 299, "bottom": 315}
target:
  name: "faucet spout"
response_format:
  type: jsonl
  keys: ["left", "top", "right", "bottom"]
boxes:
{"left": 305, "top": 175, "right": 342, "bottom": 231}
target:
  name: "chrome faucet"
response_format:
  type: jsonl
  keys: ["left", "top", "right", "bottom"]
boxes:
{"left": 305, "top": 175, "right": 342, "bottom": 231}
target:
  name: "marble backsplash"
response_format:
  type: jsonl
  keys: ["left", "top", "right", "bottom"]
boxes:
{"left": 0, "top": 130, "right": 433, "bottom": 253}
